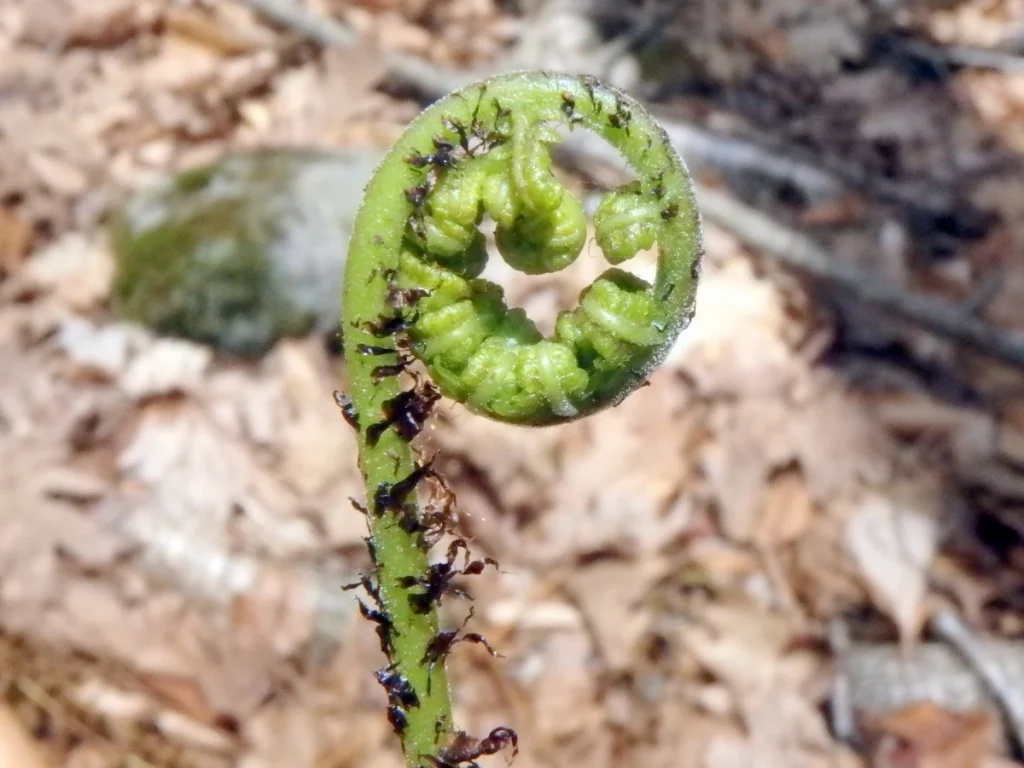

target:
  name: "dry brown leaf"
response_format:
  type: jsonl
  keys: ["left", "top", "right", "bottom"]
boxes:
{"left": 703, "top": 397, "right": 794, "bottom": 542}
{"left": 703, "top": 371, "right": 892, "bottom": 541}
{"left": 872, "top": 396, "right": 1024, "bottom": 503}
{"left": 155, "top": 708, "right": 236, "bottom": 752}
{"left": 18, "top": 0, "right": 73, "bottom": 44}
{"left": 242, "top": 698, "right": 319, "bottom": 768}
{"left": 487, "top": 597, "right": 582, "bottom": 631}
{"left": 54, "top": 578, "right": 141, "bottom": 658}
{"left": 114, "top": 507, "right": 256, "bottom": 604}
{"left": 0, "top": 704, "right": 53, "bottom": 768}
{"left": 21, "top": 0, "right": 151, "bottom": 47}
{"left": 37, "top": 465, "right": 108, "bottom": 504}
{"left": 681, "top": 605, "right": 836, "bottom": 768}
{"left": 257, "top": 43, "right": 389, "bottom": 146}
{"left": 312, "top": 710, "right": 394, "bottom": 768}
{"left": 139, "top": 671, "right": 224, "bottom": 727}
{"left": 317, "top": 478, "right": 382, "bottom": 550}
{"left": 630, "top": 704, "right": 738, "bottom": 768}
{"left": 118, "top": 337, "right": 213, "bottom": 399}
{"left": 678, "top": 603, "right": 801, "bottom": 691}
{"left": 202, "top": 368, "right": 284, "bottom": 448}
{"left": 26, "top": 151, "right": 89, "bottom": 197}
{"left": 235, "top": 568, "right": 322, "bottom": 660}
{"left": 0, "top": 206, "right": 33, "bottom": 276}
{"left": 71, "top": 678, "right": 153, "bottom": 723}
{"left": 789, "top": 377, "right": 894, "bottom": 502}
{"left": 669, "top": 258, "right": 797, "bottom": 397}
{"left": 0, "top": 438, "right": 126, "bottom": 639}
{"left": 844, "top": 493, "right": 938, "bottom": 644}
{"left": 135, "top": 607, "right": 280, "bottom": 727}
{"left": 532, "top": 374, "right": 698, "bottom": 561}
{"left": 139, "top": 34, "right": 221, "bottom": 92}
{"left": 703, "top": 733, "right": 858, "bottom": 768}
{"left": 866, "top": 704, "right": 996, "bottom": 768}
{"left": 791, "top": 512, "right": 870, "bottom": 617}
{"left": 688, "top": 537, "right": 761, "bottom": 587}
{"left": 117, "top": 399, "right": 312, "bottom": 563}
{"left": 567, "top": 558, "right": 668, "bottom": 671}
{"left": 274, "top": 340, "right": 358, "bottom": 497}
{"left": 958, "top": 69, "right": 1024, "bottom": 153}
{"left": 929, "top": 4, "right": 1017, "bottom": 47}
{"left": 525, "top": 629, "right": 603, "bottom": 741}
{"left": 165, "top": 6, "right": 263, "bottom": 56}
{"left": 118, "top": 402, "right": 249, "bottom": 533}
{"left": 754, "top": 469, "right": 816, "bottom": 549}
{"left": 63, "top": 745, "right": 115, "bottom": 768}
{"left": 17, "top": 233, "right": 114, "bottom": 311}
{"left": 366, "top": 10, "right": 434, "bottom": 56}
{"left": 56, "top": 318, "right": 141, "bottom": 380}
{"left": 196, "top": 603, "right": 282, "bottom": 720}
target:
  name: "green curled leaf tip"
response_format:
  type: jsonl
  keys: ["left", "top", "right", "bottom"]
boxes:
{"left": 345, "top": 72, "right": 702, "bottom": 426}
{"left": 340, "top": 71, "right": 702, "bottom": 766}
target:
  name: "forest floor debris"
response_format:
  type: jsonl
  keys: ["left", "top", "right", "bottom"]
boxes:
{"left": 3, "top": 0, "right": 1024, "bottom": 767}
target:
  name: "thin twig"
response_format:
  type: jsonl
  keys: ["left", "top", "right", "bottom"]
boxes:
{"left": 964, "top": 267, "right": 1007, "bottom": 317}
{"left": 238, "top": 0, "right": 356, "bottom": 46}
{"left": 931, "top": 609, "right": 1024, "bottom": 753}
{"left": 694, "top": 185, "right": 1024, "bottom": 371}
{"left": 827, "top": 619, "right": 857, "bottom": 745}
{"left": 560, "top": 126, "right": 841, "bottom": 200}
{"left": 898, "top": 37, "right": 1024, "bottom": 76}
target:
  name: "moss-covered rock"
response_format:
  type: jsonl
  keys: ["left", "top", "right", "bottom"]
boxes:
{"left": 111, "top": 148, "right": 382, "bottom": 356}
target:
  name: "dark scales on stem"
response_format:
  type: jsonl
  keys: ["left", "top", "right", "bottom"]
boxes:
{"left": 366, "top": 378, "right": 441, "bottom": 446}
{"left": 358, "top": 599, "right": 398, "bottom": 655}
{"left": 358, "top": 343, "right": 400, "bottom": 356}
{"left": 425, "top": 727, "right": 520, "bottom": 768}
{"left": 388, "top": 285, "right": 431, "bottom": 311}
{"left": 359, "top": 312, "right": 416, "bottom": 339}
{"left": 388, "top": 704, "right": 409, "bottom": 737}
{"left": 372, "top": 354, "right": 416, "bottom": 384}
{"left": 405, "top": 135, "right": 462, "bottom": 170}
{"left": 385, "top": 461, "right": 461, "bottom": 547}
{"left": 423, "top": 607, "right": 499, "bottom": 675}
{"left": 333, "top": 390, "right": 359, "bottom": 430}
{"left": 418, "top": 471, "right": 460, "bottom": 548}
{"left": 398, "top": 539, "right": 498, "bottom": 614}
{"left": 342, "top": 573, "right": 381, "bottom": 603}
{"left": 607, "top": 99, "right": 632, "bottom": 134}
{"left": 376, "top": 666, "right": 421, "bottom": 711}
{"left": 374, "top": 459, "right": 436, "bottom": 515}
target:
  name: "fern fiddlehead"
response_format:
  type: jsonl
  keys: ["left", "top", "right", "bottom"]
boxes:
{"left": 340, "top": 72, "right": 701, "bottom": 766}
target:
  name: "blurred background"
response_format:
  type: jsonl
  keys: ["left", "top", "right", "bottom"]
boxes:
{"left": 3, "top": 0, "right": 1024, "bottom": 766}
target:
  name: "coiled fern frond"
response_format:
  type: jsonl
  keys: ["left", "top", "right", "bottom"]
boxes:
{"left": 340, "top": 72, "right": 701, "bottom": 767}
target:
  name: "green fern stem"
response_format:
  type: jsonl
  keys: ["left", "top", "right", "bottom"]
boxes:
{"left": 341, "top": 72, "right": 701, "bottom": 766}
